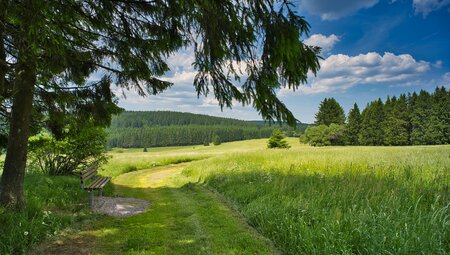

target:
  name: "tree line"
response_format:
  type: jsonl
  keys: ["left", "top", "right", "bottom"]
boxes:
{"left": 301, "top": 87, "right": 450, "bottom": 146}
{"left": 107, "top": 111, "right": 309, "bottom": 148}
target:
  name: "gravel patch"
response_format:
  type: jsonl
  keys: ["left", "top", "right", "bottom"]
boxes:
{"left": 92, "top": 197, "right": 150, "bottom": 217}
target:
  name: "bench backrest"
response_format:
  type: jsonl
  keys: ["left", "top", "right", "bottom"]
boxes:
{"left": 80, "top": 164, "right": 98, "bottom": 188}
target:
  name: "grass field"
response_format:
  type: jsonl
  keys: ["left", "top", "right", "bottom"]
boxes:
{"left": 182, "top": 139, "right": 450, "bottom": 254}
{"left": 101, "top": 139, "right": 449, "bottom": 254}
{"left": 12, "top": 138, "right": 450, "bottom": 254}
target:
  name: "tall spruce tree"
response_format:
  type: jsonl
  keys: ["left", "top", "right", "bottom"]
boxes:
{"left": 410, "top": 90, "right": 433, "bottom": 145}
{"left": 359, "top": 99, "right": 384, "bottom": 145}
{"left": 315, "top": 98, "right": 346, "bottom": 126}
{"left": 345, "top": 103, "right": 361, "bottom": 145}
{"left": 384, "top": 96, "right": 409, "bottom": 145}
{"left": 1, "top": 1, "right": 320, "bottom": 208}
{"left": 406, "top": 92, "right": 417, "bottom": 142}
{"left": 428, "top": 87, "right": 450, "bottom": 144}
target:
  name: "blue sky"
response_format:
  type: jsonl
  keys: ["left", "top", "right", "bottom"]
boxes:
{"left": 116, "top": 0, "right": 450, "bottom": 123}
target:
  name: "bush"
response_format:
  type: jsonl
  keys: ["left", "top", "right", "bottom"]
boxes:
{"left": 203, "top": 138, "right": 210, "bottom": 146}
{"left": 143, "top": 147, "right": 148, "bottom": 152}
{"left": 267, "top": 129, "right": 290, "bottom": 149}
{"left": 28, "top": 126, "right": 108, "bottom": 176}
{"left": 300, "top": 124, "right": 346, "bottom": 146}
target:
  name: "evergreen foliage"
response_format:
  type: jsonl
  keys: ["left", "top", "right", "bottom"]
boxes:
{"left": 267, "top": 129, "right": 290, "bottom": 149}
{"left": 212, "top": 135, "right": 221, "bottom": 146}
{"left": 359, "top": 99, "right": 385, "bottom": 145}
{"left": 345, "top": 104, "right": 361, "bottom": 145}
{"left": 315, "top": 98, "right": 346, "bottom": 126}
{"left": 383, "top": 96, "right": 409, "bottom": 145}
{"left": 429, "top": 87, "right": 450, "bottom": 144}
{"left": 107, "top": 111, "right": 310, "bottom": 148}
{"left": 410, "top": 90, "right": 434, "bottom": 145}
{"left": 302, "top": 87, "right": 449, "bottom": 146}
{"left": 143, "top": 148, "right": 148, "bottom": 152}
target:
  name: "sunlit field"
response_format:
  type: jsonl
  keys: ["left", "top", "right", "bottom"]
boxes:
{"left": 101, "top": 139, "right": 270, "bottom": 177}
{"left": 101, "top": 138, "right": 449, "bottom": 254}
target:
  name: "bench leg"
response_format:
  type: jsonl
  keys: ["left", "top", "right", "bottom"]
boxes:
{"left": 98, "top": 189, "right": 103, "bottom": 197}
{"left": 89, "top": 191, "right": 93, "bottom": 208}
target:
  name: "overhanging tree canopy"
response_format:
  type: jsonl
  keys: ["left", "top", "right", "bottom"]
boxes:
{"left": 0, "top": 0, "right": 320, "bottom": 208}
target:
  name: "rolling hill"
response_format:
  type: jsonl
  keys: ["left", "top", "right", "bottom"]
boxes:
{"left": 107, "top": 111, "right": 310, "bottom": 148}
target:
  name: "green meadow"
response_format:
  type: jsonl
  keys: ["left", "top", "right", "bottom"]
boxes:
{"left": 4, "top": 138, "right": 449, "bottom": 254}
{"left": 183, "top": 139, "right": 450, "bottom": 254}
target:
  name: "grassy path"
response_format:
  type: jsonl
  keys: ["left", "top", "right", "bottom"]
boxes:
{"left": 32, "top": 163, "right": 278, "bottom": 254}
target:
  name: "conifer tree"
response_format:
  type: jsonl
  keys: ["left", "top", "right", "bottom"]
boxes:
{"left": 345, "top": 103, "right": 361, "bottom": 145}
{"left": 384, "top": 96, "right": 409, "bottom": 145}
{"left": 268, "top": 129, "right": 290, "bottom": 148}
{"left": 428, "top": 87, "right": 450, "bottom": 144}
{"left": 359, "top": 99, "right": 384, "bottom": 145}
{"left": 315, "top": 98, "right": 346, "bottom": 126}
{"left": 212, "top": 134, "right": 221, "bottom": 145}
{"left": 410, "top": 90, "right": 433, "bottom": 145}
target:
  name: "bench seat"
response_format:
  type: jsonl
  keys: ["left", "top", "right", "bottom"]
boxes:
{"left": 80, "top": 164, "right": 111, "bottom": 206}
{"left": 85, "top": 176, "right": 111, "bottom": 190}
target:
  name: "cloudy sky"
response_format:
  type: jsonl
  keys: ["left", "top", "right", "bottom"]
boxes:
{"left": 117, "top": 0, "right": 450, "bottom": 123}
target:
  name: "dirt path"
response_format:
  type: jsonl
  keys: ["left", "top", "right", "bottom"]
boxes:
{"left": 31, "top": 163, "right": 278, "bottom": 255}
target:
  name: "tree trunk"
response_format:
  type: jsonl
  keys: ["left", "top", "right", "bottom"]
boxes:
{"left": 0, "top": 61, "right": 36, "bottom": 209}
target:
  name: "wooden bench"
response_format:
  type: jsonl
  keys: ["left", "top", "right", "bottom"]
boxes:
{"left": 80, "top": 164, "right": 111, "bottom": 206}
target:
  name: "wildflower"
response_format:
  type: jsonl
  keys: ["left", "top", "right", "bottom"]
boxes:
{"left": 24, "top": 231, "right": 29, "bottom": 236}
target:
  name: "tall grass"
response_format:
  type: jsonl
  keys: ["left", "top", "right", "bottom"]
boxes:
{"left": 183, "top": 143, "right": 450, "bottom": 254}
{"left": 0, "top": 174, "right": 96, "bottom": 254}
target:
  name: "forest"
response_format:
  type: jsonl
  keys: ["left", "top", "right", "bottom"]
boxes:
{"left": 107, "top": 111, "right": 309, "bottom": 148}
{"left": 301, "top": 87, "right": 450, "bottom": 146}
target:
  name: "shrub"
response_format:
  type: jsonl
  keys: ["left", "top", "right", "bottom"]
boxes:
{"left": 300, "top": 124, "right": 346, "bottom": 146}
{"left": 143, "top": 147, "right": 148, "bottom": 152}
{"left": 28, "top": 126, "right": 108, "bottom": 176}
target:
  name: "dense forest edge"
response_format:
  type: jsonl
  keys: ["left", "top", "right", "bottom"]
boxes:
{"left": 301, "top": 87, "right": 450, "bottom": 146}
{"left": 107, "top": 111, "right": 310, "bottom": 148}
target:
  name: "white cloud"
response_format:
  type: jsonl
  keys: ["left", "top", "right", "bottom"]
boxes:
{"left": 432, "top": 60, "right": 443, "bottom": 68}
{"left": 304, "top": 34, "right": 340, "bottom": 54}
{"left": 301, "top": 0, "right": 379, "bottom": 20}
{"left": 163, "top": 71, "right": 197, "bottom": 84}
{"left": 443, "top": 72, "right": 450, "bottom": 85}
{"left": 413, "top": 0, "right": 450, "bottom": 17}
{"left": 280, "top": 52, "right": 430, "bottom": 95}
{"left": 165, "top": 48, "right": 195, "bottom": 72}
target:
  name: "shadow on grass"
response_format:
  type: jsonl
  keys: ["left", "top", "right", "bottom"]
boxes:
{"left": 30, "top": 182, "right": 278, "bottom": 255}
